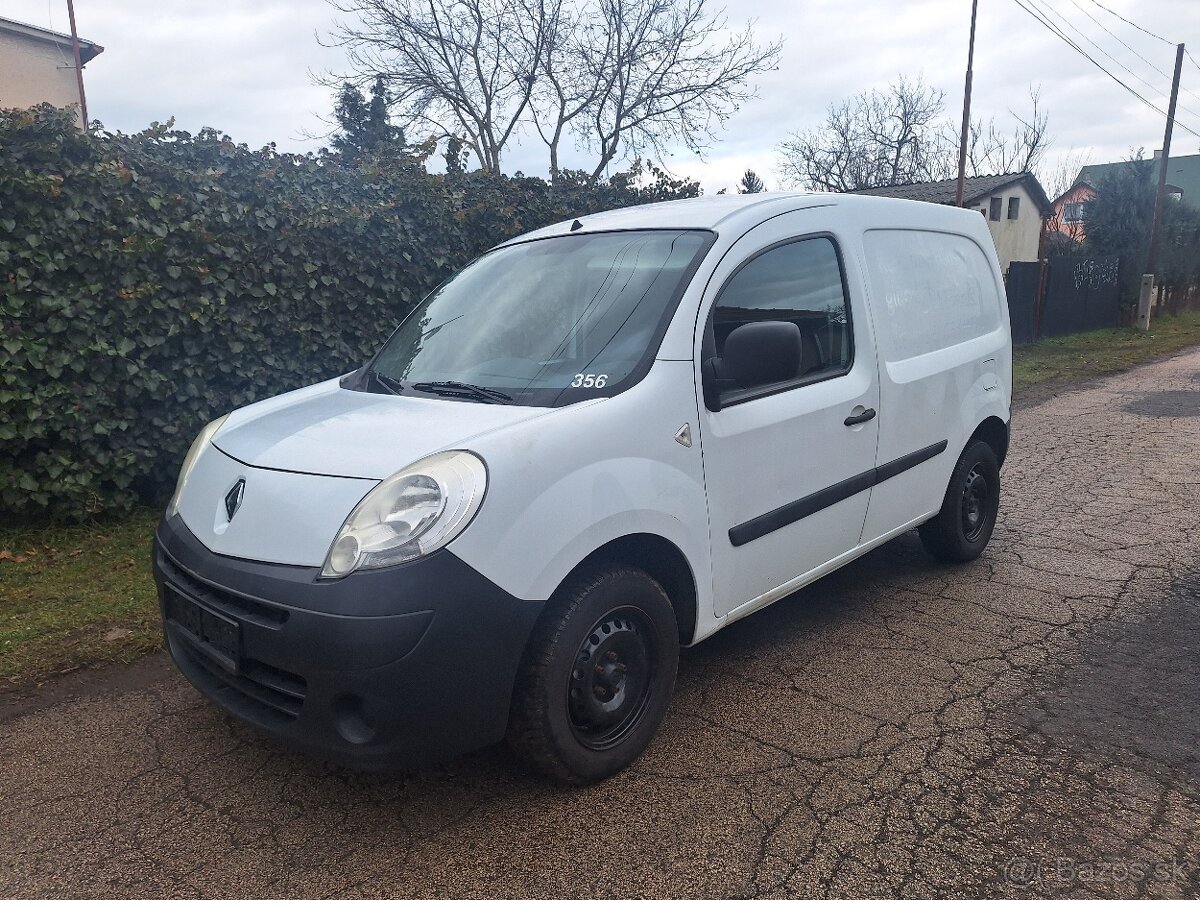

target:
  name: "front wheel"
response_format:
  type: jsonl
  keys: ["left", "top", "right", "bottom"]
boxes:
{"left": 919, "top": 439, "right": 1001, "bottom": 563}
{"left": 507, "top": 566, "right": 679, "bottom": 785}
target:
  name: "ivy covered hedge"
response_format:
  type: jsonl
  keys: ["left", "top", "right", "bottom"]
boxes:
{"left": 0, "top": 106, "right": 698, "bottom": 521}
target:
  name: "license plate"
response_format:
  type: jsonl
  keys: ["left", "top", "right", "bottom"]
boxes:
{"left": 165, "top": 586, "right": 241, "bottom": 669}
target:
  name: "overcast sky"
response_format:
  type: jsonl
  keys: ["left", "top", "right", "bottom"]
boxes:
{"left": 8, "top": 0, "right": 1200, "bottom": 194}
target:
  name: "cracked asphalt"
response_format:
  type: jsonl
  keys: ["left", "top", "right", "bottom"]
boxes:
{"left": 3, "top": 350, "right": 1200, "bottom": 899}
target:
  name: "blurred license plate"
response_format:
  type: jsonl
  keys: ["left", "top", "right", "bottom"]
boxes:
{"left": 165, "top": 587, "right": 240, "bottom": 668}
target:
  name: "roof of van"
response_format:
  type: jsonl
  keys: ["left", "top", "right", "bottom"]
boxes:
{"left": 499, "top": 191, "right": 980, "bottom": 246}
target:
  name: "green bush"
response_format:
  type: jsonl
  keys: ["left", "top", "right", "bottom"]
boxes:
{"left": 0, "top": 106, "right": 698, "bottom": 521}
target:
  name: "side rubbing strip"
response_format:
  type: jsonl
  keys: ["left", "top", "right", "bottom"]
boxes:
{"left": 729, "top": 471, "right": 875, "bottom": 547}
{"left": 875, "top": 439, "right": 948, "bottom": 482}
{"left": 728, "top": 439, "right": 949, "bottom": 547}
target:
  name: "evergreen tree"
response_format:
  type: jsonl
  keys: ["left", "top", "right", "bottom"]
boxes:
{"left": 1083, "top": 154, "right": 1154, "bottom": 261}
{"left": 1083, "top": 152, "right": 1200, "bottom": 302}
{"left": 738, "top": 169, "right": 765, "bottom": 193}
{"left": 332, "top": 77, "right": 405, "bottom": 164}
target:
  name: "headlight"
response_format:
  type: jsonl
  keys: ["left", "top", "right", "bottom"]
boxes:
{"left": 167, "top": 414, "right": 229, "bottom": 518}
{"left": 321, "top": 450, "right": 487, "bottom": 578}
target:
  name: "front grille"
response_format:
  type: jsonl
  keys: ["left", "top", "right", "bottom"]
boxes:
{"left": 158, "top": 543, "right": 305, "bottom": 726}
{"left": 175, "top": 637, "right": 307, "bottom": 725}
{"left": 157, "top": 548, "right": 288, "bottom": 628}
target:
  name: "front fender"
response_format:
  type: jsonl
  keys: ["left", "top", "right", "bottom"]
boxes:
{"left": 446, "top": 362, "right": 713, "bottom": 619}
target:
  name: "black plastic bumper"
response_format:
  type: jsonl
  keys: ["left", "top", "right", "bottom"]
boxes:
{"left": 153, "top": 514, "right": 544, "bottom": 770}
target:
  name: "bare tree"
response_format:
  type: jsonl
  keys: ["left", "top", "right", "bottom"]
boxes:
{"left": 943, "top": 88, "right": 1049, "bottom": 181}
{"left": 526, "top": 0, "right": 591, "bottom": 179}
{"left": 778, "top": 75, "right": 946, "bottom": 191}
{"left": 326, "top": 0, "right": 550, "bottom": 171}
{"left": 779, "top": 77, "right": 1051, "bottom": 192}
{"left": 1044, "top": 146, "right": 1094, "bottom": 199}
{"left": 565, "top": 0, "right": 781, "bottom": 182}
{"left": 329, "top": 0, "right": 779, "bottom": 180}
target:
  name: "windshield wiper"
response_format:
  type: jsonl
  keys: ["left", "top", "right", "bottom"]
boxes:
{"left": 369, "top": 370, "right": 405, "bottom": 395}
{"left": 411, "top": 380, "right": 514, "bottom": 404}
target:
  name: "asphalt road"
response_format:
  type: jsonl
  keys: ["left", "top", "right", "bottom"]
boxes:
{"left": 4, "top": 351, "right": 1200, "bottom": 899}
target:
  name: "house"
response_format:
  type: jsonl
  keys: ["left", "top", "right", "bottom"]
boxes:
{"left": 1076, "top": 151, "right": 1198, "bottom": 209}
{"left": 1046, "top": 180, "right": 1097, "bottom": 244}
{"left": 850, "top": 172, "right": 1054, "bottom": 273}
{"left": 0, "top": 16, "right": 103, "bottom": 128}
{"left": 1043, "top": 150, "right": 1196, "bottom": 247}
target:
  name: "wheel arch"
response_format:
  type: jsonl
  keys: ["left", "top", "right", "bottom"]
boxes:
{"left": 554, "top": 533, "right": 699, "bottom": 647}
{"left": 970, "top": 415, "right": 1009, "bottom": 467}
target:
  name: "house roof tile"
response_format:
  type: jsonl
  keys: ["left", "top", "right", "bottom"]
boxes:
{"left": 850, "top": 172, "right": 1053, "bottom": 215}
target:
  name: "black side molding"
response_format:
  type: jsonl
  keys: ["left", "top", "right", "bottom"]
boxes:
{"left": 875, "top": 440, "right": 948, "bottom": 482}
{"left": 729, "top": 439, "right": 949, "bottom": 547}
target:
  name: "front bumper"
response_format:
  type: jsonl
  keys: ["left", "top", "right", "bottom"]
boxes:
{"left": 153, "top": 514, "right": 543, "bottom": 770}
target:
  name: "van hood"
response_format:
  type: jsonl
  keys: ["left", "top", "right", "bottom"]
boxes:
{"left": 212, "top": 377, "right": 561, "bottom": 480}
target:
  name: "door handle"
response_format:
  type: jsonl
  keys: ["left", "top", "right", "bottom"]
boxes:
{"left": 844, "top": 407, "right": 876, "bottom": 426}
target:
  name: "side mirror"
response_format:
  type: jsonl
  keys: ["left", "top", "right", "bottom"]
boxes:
{"left": 705, "top": 322, "right": 803, "bottom": 410}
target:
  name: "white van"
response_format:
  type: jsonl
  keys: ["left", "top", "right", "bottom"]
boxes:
{"left": 155, "top": 193, "right": 1011, "bottom": 784}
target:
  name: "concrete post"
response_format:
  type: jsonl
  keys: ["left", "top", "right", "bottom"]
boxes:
{"left": 1136, "top": 274, "right": 1155, "bottom": 331}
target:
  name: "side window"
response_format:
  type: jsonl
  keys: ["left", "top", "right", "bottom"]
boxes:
{"left": 989, "top": 197, "right": 1002, "bottom": 221}
{"left": 709, "top": 237, "right": 852, "bottom": 403}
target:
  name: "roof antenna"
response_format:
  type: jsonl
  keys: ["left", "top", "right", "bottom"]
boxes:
{"left": 570, "top": 219, "right": 583, "bottom": 231}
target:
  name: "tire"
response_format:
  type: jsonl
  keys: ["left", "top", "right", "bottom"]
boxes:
{"left": 507, "top": 566, "right": 679, "bottom": 785}
{"left": 919, "top": 439, "right": 1001, "bottom": 563}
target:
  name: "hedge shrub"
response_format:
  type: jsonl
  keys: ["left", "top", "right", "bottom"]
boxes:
{"left": 0, "top": 106, "right": 698, "bottom": 521}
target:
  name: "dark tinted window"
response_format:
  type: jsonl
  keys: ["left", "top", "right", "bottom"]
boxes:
{"left": 989, "top": 197, "right": 1002, "bottom": 220}
{"left": 710, "top": 237, "right": 851, "bottom": 400}
{"left": 1007, "top": 196, "right": 1020, "bottom": 219}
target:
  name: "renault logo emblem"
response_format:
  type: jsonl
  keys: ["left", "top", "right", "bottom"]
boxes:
{"left": 224, "top": 479, "right": 246, "bottom": 521}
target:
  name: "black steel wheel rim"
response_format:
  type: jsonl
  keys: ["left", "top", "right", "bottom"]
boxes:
{"left": 961, "top": 463, "right": 989, "bottom": 542}
{"left": 568, "top": 607, "right": 656, "bottom": 751}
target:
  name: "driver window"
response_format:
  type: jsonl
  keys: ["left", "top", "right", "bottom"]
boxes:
{"left": 711, "top": 237, "right": 852, "bottom": 401}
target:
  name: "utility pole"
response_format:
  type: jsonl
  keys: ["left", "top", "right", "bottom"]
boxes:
{"left": 1139, "top": 42, "right": 1184, "bottom": 331}
{"left": 1146, "top": 43, "right": 1185, "bottom": 276}
{"left": 66, "top": 0, "right": 89, "bottom": 129}
{"left": 955, "top": 0, "right": 979, "bottom": 207}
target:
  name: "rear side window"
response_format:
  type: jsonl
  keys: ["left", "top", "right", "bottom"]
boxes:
{"left": 863, "top": 229, "right": 1001, "bottom": 361}
{"left": 710, "top": 237, "right": 852, "bottom": 401}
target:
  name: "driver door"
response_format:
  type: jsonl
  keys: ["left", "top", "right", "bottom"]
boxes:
{"left": 697, "top": 214, "right": 880, "bottom": 617}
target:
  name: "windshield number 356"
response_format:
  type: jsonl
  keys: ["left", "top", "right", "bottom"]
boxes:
{"left": 571, "top": 373, "right": 609, "bottom": 388}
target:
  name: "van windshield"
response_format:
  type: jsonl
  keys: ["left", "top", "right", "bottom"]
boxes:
{"left": 364, "top": 229, "right": 712, "bottom": 406}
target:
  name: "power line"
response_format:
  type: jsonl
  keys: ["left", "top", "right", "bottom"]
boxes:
{"left": 1047, "top": 0, "right": 1200, "bottom": 116}
{"left": 1077, "top": 0, "right": 1200, "bottom": 116}
{"left": 1010, "top": 0, "right": 1200, "bottom": 137}
{"left": 1068, "top": 0, "right": 1171, "bottom": 79}
{"left": 1030, "top": 0, "right": 1172, "bottom": 105}
{"left": 1084, "top": 0, "right": 1173, "bottom": 46}
{"left": 1008, "top": 0, "right": 1200, "bottom": 140}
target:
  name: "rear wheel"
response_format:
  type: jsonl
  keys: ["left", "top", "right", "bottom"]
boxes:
{"left": 507, "top": 566, "right": 678, "bottom": 785}
{"left": 919, "top": 440, "right": 1001, "bottom": 562}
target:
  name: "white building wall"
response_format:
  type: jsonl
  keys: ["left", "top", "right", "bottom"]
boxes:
{"left": 969, "top": 183, "right": 1044, "bottom": 272}
{"left": 0, "top": 30, "right": 86, "bottom": 127}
